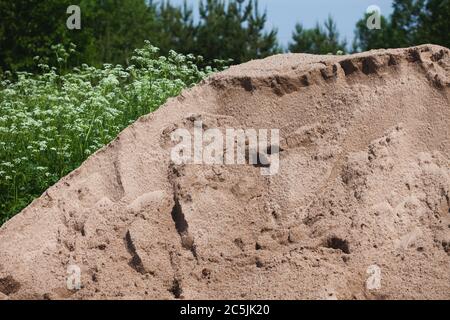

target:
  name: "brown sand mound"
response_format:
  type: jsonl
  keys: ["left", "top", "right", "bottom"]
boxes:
{"left": 0, "top": 45, "right": 449, "bottom": 300}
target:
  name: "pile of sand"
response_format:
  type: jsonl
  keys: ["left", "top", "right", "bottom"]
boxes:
{"left": 0, "top": 45, "right": 449, "bottom": 300}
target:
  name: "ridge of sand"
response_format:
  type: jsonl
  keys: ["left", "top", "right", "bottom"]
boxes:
{"left": 0, "top": 45, "right": 449, "bottom": 300}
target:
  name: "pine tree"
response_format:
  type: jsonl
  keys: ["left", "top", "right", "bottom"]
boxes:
{"left": 353, "top": 0, "right": 449, "bottom": 52}
{"left": 289, "top": 16, "right": 347, "bottom": 54}
{"left": 0, "top": 0, "right": 74, "bottom": 71}
{"left": 352, "top": 13, "right": 391, "bottom": 51}
{"left": 0, "top": 0, "right": 159, "bottom": 71}
{"left": 194, "top": 0, "right": 280, "bottom": 64}
{"left": 147, "top": 1, "right": 196, "bottom": 56}
{"left": 416, "top": 0, "right": 450, "bottom": 48}
{"left": 78, "top": 0, "right": 158, "bottom": 66}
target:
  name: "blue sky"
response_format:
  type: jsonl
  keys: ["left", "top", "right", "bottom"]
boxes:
{"left": 169, "top": 0, "right": 394, "bottom": 49}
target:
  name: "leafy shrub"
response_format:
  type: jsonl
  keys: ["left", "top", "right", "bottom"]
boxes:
{"left": 0, "top": 41, "right": 218, "bottom": 224}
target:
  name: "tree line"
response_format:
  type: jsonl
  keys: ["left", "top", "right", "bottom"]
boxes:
{"left": 0, "top": 0, "right": 448, "bottom": 72}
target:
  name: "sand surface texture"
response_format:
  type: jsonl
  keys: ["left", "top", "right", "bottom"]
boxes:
{"left": 0, "top": 45, "right": 449, "bottom": 300}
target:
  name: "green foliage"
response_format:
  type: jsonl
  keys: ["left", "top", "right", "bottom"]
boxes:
{"left": 353, "top": 0, "right": 450, "bottom": 51}
{"left": 0, "top": 0, "right": 157, "bottom": 72}
{"left": 0, "top": 0, "right": 74, "bottom": 72}
{"left": 77, "top": 0, "right": 158, "bottom": 66}
{"left": 289, "top": 16, "right": 347, "bottom": 54}
{"left": 0, "top": 42, "right": 219, "bottom": 224}
{"left": 353, "top": 14, "right": 391, "bottom": 52}
{"left": 194, "top": 0, "right": 280, "bottom": 64}
{"left": 151, "top": 1, "right": 197, "bottom": 57}
{"left": 0, "top": 0, "right": 279, "bottom": 72}
{"left": 416, "top": 0, "right": 450, "bottom": 48}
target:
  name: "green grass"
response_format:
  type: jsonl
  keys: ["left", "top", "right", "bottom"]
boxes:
{"left": 0, "top": 41, "right": 219, "bottom": 225}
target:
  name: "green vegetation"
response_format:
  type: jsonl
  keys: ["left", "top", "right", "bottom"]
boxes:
{"left": 353, "top": 0, "right": 450, "bottom": 51}
{"left": 194, "top": 0, "right": 280, "bottom": 63}
{"left": 0, "top": 0, "right": 279, "bottom": 72}
{"left": 289, "top": 16, "right": 347, "bottom": 55}
{"left": 0, "top": 42, "right": 219, "bottom": 224}
{"left": 1, "top": 0, "right": 448, "bottom": 73}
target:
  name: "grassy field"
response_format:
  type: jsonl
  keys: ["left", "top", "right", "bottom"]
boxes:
{"left": 0, "top": 41, "right": 218, "bottom": 224}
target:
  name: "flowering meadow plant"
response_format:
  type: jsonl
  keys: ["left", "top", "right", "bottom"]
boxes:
{"left": 0, "top": 41, "right": 218, "bottom": 224}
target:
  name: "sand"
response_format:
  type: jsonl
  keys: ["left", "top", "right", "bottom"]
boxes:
{"left": 0, "top": 44, "right": 449, "bottom": 300}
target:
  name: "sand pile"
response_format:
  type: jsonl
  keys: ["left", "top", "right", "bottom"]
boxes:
{"left": 0, "top": 45, "right": 449, "bottom": 300}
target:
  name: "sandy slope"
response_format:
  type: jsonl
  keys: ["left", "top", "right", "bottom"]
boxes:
{"left": 0, "top": 45, "right": 449, "bottom": 300}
